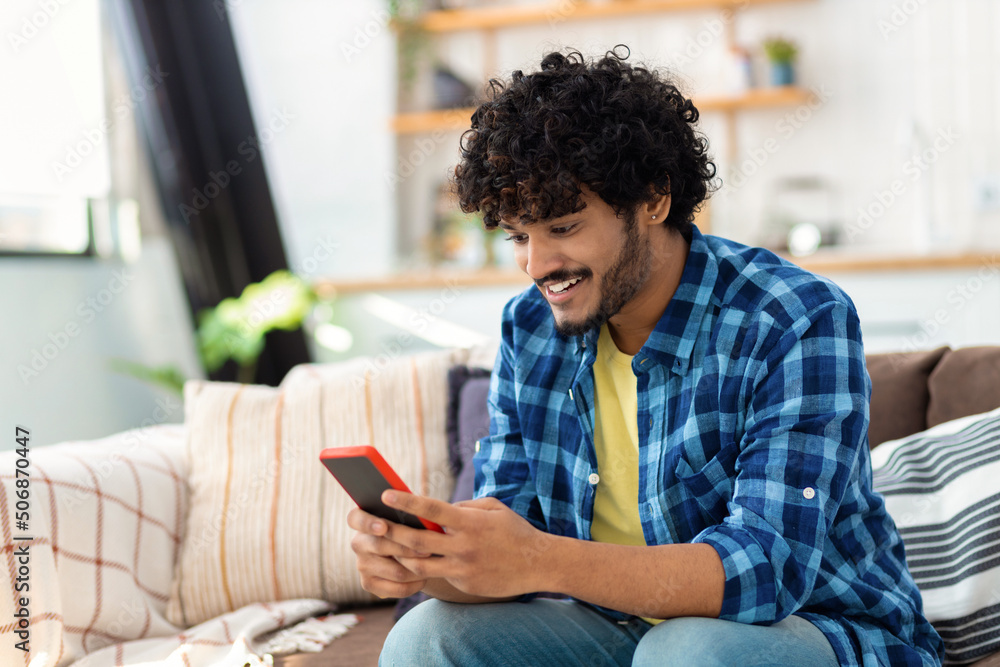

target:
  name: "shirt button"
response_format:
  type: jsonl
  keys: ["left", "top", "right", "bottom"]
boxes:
{"left": 588, "top": 473, "right": 600, "bottom": 485}
{"left": 803, "top": 487, "right": 816, "bottom": 500}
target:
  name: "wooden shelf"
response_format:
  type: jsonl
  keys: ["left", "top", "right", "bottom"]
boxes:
{"left": 417, "top": 0, "right": 808, "bottom": 32}
{"left": 393, "top": 87, "right": 812, "bottom": 134}
{"left": 697, "top": 86, "right": 812, "bottom": 112}
{"left": 314, "top": 251, "right": 996, "bottom": 296}
{"left": 391, "top": 107, "right": 477, "bottom": 134}
{"left": 314, "top": 267, "right": 531, "bottom": 297}
{"left": 785, "top": 250, "right": 996, "bottom": 275}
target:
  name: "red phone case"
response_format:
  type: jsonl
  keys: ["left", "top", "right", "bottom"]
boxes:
{"left": 319, "top": 445, "right": 444, "bottom": 532}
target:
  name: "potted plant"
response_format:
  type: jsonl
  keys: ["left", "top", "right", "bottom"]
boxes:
{"left": 388, "top": 0, "right": 432, "bottom": 110}
{"left": 762, "top": 37, "right": 799, "bottom": 87}
{"left": 111, "top": 270, "right": 320, "bottom": 393}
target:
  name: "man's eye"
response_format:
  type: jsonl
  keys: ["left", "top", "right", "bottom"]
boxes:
{"left": 551, "top": 225, "right": 574, "bottom": 235}
{"left": 505, "top": 235, "right": 527, "bottom": 244}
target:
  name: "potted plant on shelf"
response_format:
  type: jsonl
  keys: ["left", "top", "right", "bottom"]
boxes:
{"left": 762, "top": 36, "right": 799, "bottom": 87}
{"left": 388, "top": 0, "right": 432, "bottom": 111}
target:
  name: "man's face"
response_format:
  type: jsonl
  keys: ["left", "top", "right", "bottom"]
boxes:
{"left": 500, "top": 189, "right": 652, "bottom": 336}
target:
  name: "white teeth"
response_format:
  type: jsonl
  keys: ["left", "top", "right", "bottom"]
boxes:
{"left": 549, "top": 277, "right": 581, "bottom": 293}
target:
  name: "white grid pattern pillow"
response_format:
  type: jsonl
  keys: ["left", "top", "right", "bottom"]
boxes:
{"left": 872, "top": 405, "right": 1000, "bottom": 666}
{"left": 0, "top": 425, "right": 188, "bottom": 667}
{"left": 166, "top": 348, "right": 476, "bottom": 627}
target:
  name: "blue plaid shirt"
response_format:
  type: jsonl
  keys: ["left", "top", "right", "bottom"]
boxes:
{"left": 475, "top": 229, "right": 944, "bottom": 666}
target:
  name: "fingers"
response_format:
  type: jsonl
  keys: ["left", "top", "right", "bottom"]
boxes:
{"left": 347, "top": 507, "right": 431, "bottom": 556}
{"left": 347, "top": 507, "right": 388, "bottom": 536}
{"left": 349, "top": 495, "right": 457, "bottom": 559}
{"left": 360, "top": 552, "right": 426, "bottom": 584}
{"left": 397, "top": 554, "right": 452, "bottom": 580}
{"left": 381, "top": 520, "right": 447, "bottom": 558}
{"left": 382, "top": 491, "right": 459, "bottom": 527}
{"left": 349, "top": 505, "right": 434, "bottom": 599}
{"left": 453, "top": 497, "right": 503, "bottom": 510}
{"left": 363, "top": 576, "right": 425, "bottom": 600}
{"left": 351, "top": 532, "right": 428, "bottom": 599}
{"left": 356, "top": 554, "right": 426, "bottom": 599}
{"left": 351, "top": 529, "right": 428, "bottom": 560}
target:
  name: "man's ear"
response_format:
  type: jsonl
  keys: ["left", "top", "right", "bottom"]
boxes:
{"left": 643, "top": 193, "right": 672, "bottom": 225}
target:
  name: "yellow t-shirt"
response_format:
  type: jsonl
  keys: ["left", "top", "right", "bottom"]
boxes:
{"left": 590, "top": 324, "right": 662, "bottom": 625}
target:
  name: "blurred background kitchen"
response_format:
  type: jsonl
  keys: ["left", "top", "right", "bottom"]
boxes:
{"left": 2, "top": 0, "right": 999, "bottom": 448}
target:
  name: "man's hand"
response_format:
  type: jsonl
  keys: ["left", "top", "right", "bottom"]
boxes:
{"left": 348, "top": 507, "right": 430, "bottom": 599}
{"left": 350, "top": 492, "right": 724, "bottom": 618}
{"left": 380, "top": 491, "right": 553, "bottom": 599}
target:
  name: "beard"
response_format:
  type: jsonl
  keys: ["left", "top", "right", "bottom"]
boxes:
{"left": 551, "top": 211, "right": 652, "bottom": 337}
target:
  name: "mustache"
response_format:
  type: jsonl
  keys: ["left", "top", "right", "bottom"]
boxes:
{"left": 535, "top": 269, "right": 592, "bottom": 289}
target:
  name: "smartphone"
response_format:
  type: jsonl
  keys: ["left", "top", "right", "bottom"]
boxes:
{"left": 319, "top": 445, "right": 444, "bottom": 532}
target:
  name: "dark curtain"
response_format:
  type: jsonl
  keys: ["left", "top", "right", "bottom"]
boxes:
{"left": 106, "top": 0, "right": 310, "bottom": 385}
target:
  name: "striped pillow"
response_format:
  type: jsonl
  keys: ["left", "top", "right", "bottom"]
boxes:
{"left": 166, "top": 348, "right": 478, "bottom": 627}
{"left": 872, "top": 405, "right": 1000, "bottom": 666}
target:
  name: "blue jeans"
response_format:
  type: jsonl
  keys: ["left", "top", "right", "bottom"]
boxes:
{"left": 379, "top": 598, "right": 840, "bottom": 666}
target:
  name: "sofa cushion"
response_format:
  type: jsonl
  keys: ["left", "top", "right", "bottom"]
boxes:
{"left": 872, "top": 405, "right": 1000, "bottom": 666}
{"left": 865, "top": 346, "right": 949, "bottom": 447}
{"left": 167, "top": 349, "right": 475, "bottom": 627}
{"left": 446, "top": 365, "right": 493, "bottom": 504}
{"left": 0, "top": 424, "right": 188, "bottom": 667}
{"left": 928, "top": 346, "right": 1000, "bottom": 429}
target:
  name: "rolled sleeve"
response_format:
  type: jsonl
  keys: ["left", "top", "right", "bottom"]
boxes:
{"left": 693, "top": 300, "right": 869, "bottom": 625}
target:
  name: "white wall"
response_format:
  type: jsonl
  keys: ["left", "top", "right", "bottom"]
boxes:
{"left": 0, "top": 239, "right": 203, "bottom": 449}
{"left": 227, "top": 0, "right": 398, "bottom": 280}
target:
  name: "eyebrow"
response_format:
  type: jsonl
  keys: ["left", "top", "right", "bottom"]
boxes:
{"left": 498, "top": 217, "right": 581, "bottom": 232}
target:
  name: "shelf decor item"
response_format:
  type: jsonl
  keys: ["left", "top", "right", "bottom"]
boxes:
{"left": 429, "top": 181, "right": 489, "bottom": 267}
{"left": 388, "top": 0, "right": 432, "bottom": 104}
{"left": 762, "top": 36, "right": 799, "bottom": 86}
{"left": 432, "top": 65, "right": 477, "bottom": 109}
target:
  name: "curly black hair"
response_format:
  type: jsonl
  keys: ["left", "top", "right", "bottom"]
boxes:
{"left": 454, "top": 46, "right": 717, "bottom": 238}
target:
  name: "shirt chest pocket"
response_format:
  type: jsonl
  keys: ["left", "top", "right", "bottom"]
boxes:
{"left": 670, "top": 446, "right": 736, "bottom": 529}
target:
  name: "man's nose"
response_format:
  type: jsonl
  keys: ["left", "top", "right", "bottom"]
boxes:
{"left": 522, "top": 237, "right": 564, "bottom": 282}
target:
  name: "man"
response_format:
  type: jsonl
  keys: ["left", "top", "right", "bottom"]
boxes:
{"left": 350, "top": 47, "right": 944, "bottom": 666}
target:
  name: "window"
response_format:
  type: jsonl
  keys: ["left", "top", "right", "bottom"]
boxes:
{"left": 0, "top": 0, "right": 106, "bottom": 255}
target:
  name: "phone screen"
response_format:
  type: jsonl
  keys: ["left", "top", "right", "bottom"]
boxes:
{"left": 321, "top": 455, "right": 430, "bottom": 530}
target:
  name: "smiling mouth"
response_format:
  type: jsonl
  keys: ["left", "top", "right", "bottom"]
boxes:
{"left": 542, "top": 275, "right": 587, "bottom": 303}
{"left": 549, "top": 277, "right": 582, "bottom": 293}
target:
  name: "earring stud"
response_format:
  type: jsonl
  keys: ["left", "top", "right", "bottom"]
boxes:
{"left": 651, "top": 215, "right": 657, "bottom": 219}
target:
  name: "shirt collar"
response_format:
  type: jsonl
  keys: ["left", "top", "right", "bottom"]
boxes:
{"left": 571, "top": 227, "right": 717, "bottom": 375}
{"left": 636, "top": 227, "right": 718, "bottom": 376}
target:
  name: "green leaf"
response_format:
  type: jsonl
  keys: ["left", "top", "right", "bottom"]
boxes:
{"left": 195, "top": 270, "right": 318, "bottom": 374}
{"left": 108, "top": 358, "right": 186, "bottom": 395}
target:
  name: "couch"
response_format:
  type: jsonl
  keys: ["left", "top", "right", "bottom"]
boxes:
{"left": 4, "top": 344, "right": 1000, "bottom": 667}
